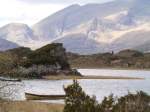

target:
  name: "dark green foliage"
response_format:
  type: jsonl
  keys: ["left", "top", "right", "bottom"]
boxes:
{"left": 64, "top": 80, "right": 98, "bottom": 112}
{"left": 24, "top": 43, "right": 70, "bottom": 69}
{"left": 6, "top": 47, "right": 32, "bottom": 57}
{"left": 64, "top": 80, "right": 150, "bottom": 112}
{"left": 0, "top": 52, "right": 18, "bottom": 73}
{"left": 0, "top": 47, "right": 32, "bottom": 72}
{"left": 3, "top": 43, "right": 70, "bottom": 70}
{"left": 99, "top": 94, "right": 115, "bottom": 112}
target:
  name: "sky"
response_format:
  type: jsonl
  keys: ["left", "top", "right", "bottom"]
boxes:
{"left": 0, "top": 0, "right": 114, "bottom": 27}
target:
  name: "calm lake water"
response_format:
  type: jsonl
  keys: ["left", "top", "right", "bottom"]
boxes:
{"left": 23, "top": 69, "right": 150, "bottom": 103}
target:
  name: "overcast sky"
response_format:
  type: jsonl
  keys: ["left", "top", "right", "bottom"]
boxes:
{"left": 0, "top": 0, "right": 114, "bottom": 27}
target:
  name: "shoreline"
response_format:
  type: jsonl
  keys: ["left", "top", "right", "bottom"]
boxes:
{"left": 43, "top": 75, "right": 144, "bottom": 80}
{"left": 1, "top": 68, "right": 148, "bottom": 80}
{"left": 73, "top": 67, "right": 150, "bottom": 71}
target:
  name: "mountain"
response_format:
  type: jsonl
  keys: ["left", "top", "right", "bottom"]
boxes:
{"left": 32, "top": 0, "right": 150, "bottom": 54}
{"left": 1, "top": 0, "right": 150, "bottom": 54}
{"left": 0, "top": 23, "right": 37, "bottom": 48}
{"left": 0, "top": 38, "right": 19, "bottom": 51}
{"left": 32, "top": 1, "right": 131, "bottom": 41}
{"left": 32, "top": 4, "right": 81, "bottom": 41}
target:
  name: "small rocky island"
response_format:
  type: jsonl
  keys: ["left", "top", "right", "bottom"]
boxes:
{"left": 0, "top": 43, "right": 81, "bottom": 79}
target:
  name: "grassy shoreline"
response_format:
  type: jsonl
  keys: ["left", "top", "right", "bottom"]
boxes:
{"left": 43, "top": 75, "right": 144, "bottom": 80}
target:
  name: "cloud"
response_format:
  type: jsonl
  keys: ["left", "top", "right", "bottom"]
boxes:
{"left": 0, "top": 0, "right": 66, "bottom": 27}
{"left": 0, "top": 0, "right": 115, "bottom": 27}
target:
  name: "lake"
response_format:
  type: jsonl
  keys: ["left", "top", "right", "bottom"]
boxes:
{"left": 23, "top": 69, "right": 150, "bottom": 103}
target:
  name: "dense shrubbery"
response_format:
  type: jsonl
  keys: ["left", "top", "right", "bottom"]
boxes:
{"left": 21, "top": 43, "right": 70, "bottom": 70}
{"left": 0, "top": 47, "right": 32, "bottom": 74}
{"left": 0, "top": 53, "right": 18, "bottom": 73}
{"left": 0, "top": 43, "right": 70, "bottom": 69}
{"left": 64, "top": 80, "right": 150, "bottom": 112}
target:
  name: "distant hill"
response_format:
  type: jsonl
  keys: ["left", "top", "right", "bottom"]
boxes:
{"left": 67, "top": 49, "right": 150, "bottom": 69}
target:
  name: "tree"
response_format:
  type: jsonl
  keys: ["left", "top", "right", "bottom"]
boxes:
{"left": 99, "top": 94, "right": 115, "bottom": 112}
{"left": 63, "top": 80, "right": 99, "bottom": 112}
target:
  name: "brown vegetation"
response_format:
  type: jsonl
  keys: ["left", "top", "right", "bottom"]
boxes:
{"left": 0, "top": 101, "right": 64, "bottom": 112}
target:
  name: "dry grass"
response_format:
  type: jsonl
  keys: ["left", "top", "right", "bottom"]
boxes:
{"left": 0, "top": 101, "right": 64, "bottom": 112}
